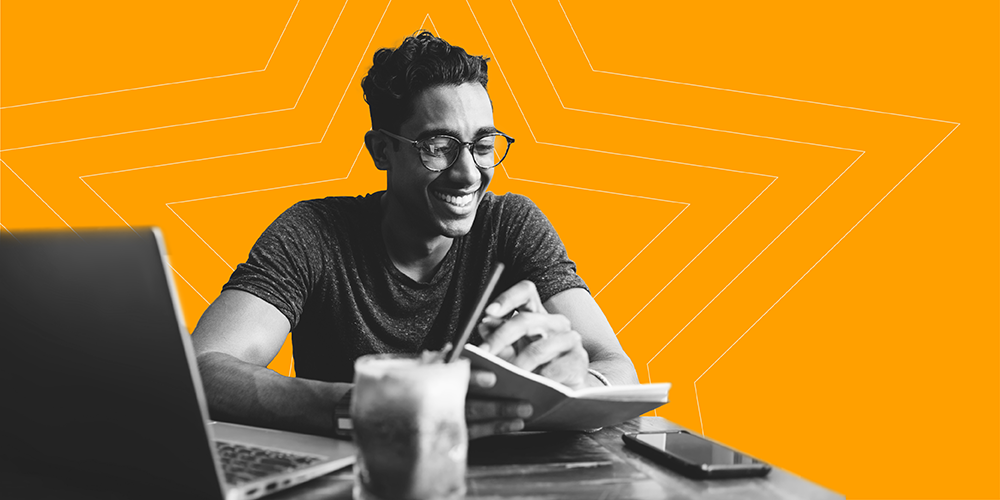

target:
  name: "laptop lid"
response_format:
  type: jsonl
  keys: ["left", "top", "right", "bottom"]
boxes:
{"left": 1, "top": 228, "right": 226, "bottom": 499}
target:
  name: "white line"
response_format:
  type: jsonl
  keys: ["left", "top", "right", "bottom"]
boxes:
{"left": 421, "top": 13, "right": 442, "bottom": 37}
{"left": 564, "top": 106, "right": 863, "bottom": 153}
{"left": 508, "top": 0, "right": 565, "bottom": 107}
{"left": 0, "top": 1, "right": 301, "bottom": 110}
{"left": 694, "top": 381, "right": 704, "bottom": 434}
{"left": 166, "top": 143, "right": 365, "bottom": 206}
{"left": 1, "top": 69, "right": 266, "bottom": 111}
{"left": 556, "top": 0, "right": 957, "bottom": 126}
{"left": 80, "top": 142, "right": 319, "bottom": 179}
{"left": 504, "top": 174, "right": 689, "bottom": 204}
{"left": 170, "top": 264, "right": 210, "bottom": 305}
{"left": 166, "top": 204, "right": 234, "bottom": 272}
{"left": 616, "top": 176, "right": 779, "bottom": 336}
{"left": 0, "top": 0, "right": 348, "bottom": 153}
{"left": 691, "top": 124, "right": 959, "bottom": 433}
{"left": 78, "top": 177, "right": 139, "bottom": 234}
{"left": 263, "top": 0, "right": 302, "bottom": 70}
{"left": 556, "top": 0, "right": 595, "bottom": 71}
{"left": 465, "top": 0, "right": 539, "bottom": 142}
{"left": 292, "top": 0, "right": 349, "bottom": 109}
{"left": 0, "top": 224, "right": 19, "bottom": 241}
{"left": 321, "top": 0, "right": 392, "bottom": 141}
{"left": 643, "top": 151, "right": 865, "bottom": 359}
{"left": 1, "top": 159, "right": 79, "bottom": 236}
{"left": 2, "top": 108, "right": 289, "bottom": 152}
{"left": 536, "top": 141, "right": 774, "bottom": 178}
{"left": 288, "top": 356, "right": 295, "bottom": 377}
{"left": 168, "top": 176, "right": 347, "bottom": 205}
{"left": 594, "top": 219, "right": 677, "bottom": 298}
{"left": 511, "top": 0, "right": 862, "bottom": 153}
{"left": 427, "top": 15, "right": 441, "bottom": 36}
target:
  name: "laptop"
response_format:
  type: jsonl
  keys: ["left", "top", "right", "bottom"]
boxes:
{"left": 0, "top": 228, "right": 355, "bottom": 500}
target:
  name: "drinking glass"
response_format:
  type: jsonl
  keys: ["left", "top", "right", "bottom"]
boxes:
{"left": 351, "top": 354, "right": 469, "bottom": 500}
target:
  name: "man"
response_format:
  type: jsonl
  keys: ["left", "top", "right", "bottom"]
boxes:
{"left": 191, "top": 32, "right": 638, "bottom": 440}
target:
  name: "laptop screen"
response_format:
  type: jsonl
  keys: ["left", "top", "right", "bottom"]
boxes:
{"left": 1, "top": 229, "right": 225, "bottom": 499}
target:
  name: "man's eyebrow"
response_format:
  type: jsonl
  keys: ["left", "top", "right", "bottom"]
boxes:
{"left": 475, "top": 126, "right": 499, "bottom": 137}
{"left": 413, "top": 127, "right": 498, "bottom": 141}
{"left": 413, "top": 128, "right": 456, "bottom": 141}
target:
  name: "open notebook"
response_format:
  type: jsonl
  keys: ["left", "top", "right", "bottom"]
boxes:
{"left": 462, "top": 345, "right": 671, "bottom": 431}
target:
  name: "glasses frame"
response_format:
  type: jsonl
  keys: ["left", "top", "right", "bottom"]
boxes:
{"left": 378, "top": 128, "right": 515, "bottom": 172}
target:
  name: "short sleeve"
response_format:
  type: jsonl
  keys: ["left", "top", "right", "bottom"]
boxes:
{"left": 222, "top": 202, "right": 326, "bottom": 329}
{"left": 497, "top": 194, "right": 588, "bottom": 302}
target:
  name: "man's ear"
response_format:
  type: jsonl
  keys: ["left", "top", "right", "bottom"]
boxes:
{"left": 364, "top": 130, "right": 391, "bottom": 171}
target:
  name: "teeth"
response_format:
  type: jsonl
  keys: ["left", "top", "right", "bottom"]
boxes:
{"left": 433, "top": 191, "right": 475, "bottom": 207}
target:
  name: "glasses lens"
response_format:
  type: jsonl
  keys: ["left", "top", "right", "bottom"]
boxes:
{"left": 474, "top": 134, "right": 510, "bottom": 168}
{"left": 418, "top": 136, "right": 460, "bottom": 171}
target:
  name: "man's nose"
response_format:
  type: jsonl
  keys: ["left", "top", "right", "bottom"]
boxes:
{"left": 447, "top": 146, "right": 481, "bottom": 184}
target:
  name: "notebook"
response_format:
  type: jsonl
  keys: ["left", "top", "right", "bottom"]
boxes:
{"left": 462, "top": 344, "right": 671, "bottom": 431}
{"left": 0, "top": 228, "right": 355, "bottom": 500}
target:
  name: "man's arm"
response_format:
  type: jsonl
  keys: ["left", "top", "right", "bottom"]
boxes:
{"left": 544, "top": 288, "right": 639, "bottom": 387}
{"left": 190, "top": 289, "right": 348, "bottom": 436}
{"left": 193, "top": 289, "right": 528, "bottom": 438}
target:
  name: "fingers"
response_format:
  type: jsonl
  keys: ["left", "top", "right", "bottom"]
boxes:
{"left": 468, "top": 419, "right": 525, "bottom": 440}
{"left": 469, "top": 369, "right": 497, "bottom": 389}
{"left": 538, "top": 344, "right": 589, "bottom": 389}
{"left": 481, "top": 312, "right": 571, "bottom": 356}
{"left": 465, "top": 399, "right": 533, "bottom": 422}
{"left": 484, "top": 280, "right": 546, "bottom": 319}
{"left": 512, "top": 330, "right": 584, "bottom": 373}
{"left": 465, "top": 398, "right": 533, "bottom": 440}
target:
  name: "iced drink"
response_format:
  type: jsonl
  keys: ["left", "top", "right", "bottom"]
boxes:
{"left": 352, "top": 354, "right": 469, "bottom": 500}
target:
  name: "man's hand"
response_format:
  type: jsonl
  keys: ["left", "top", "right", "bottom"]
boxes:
{"left": 477, "top": 280, "right": 590, "bottom": 390}
{"left": 465, "top": 369, "right": 533, "bottom": 439}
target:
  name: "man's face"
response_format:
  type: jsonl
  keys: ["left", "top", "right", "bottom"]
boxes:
{"left": 384, "top": 82, "right": 495, "bottom": 239}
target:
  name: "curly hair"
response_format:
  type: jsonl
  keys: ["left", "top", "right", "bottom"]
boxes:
{"left": 361, "top": 31, "right": 490, "bottom": 137}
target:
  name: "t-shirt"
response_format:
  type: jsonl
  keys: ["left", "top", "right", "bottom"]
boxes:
{"left": 223, "top": 191, "right": 588, "bottom": 383}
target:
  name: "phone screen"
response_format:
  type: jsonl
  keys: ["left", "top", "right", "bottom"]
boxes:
{"left": 633, "top": 431, "right": 766, "bottom": 466}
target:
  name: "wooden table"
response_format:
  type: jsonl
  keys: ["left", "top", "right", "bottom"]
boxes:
{"left": 271, "top": 417, "right": 842, "bottom": 500}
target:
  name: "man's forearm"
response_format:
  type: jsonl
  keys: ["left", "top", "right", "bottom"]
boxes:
{"left": 588, "top": 352, "right": 640, "bottom": 387}
{"left": 196, "top": 351, "right": 350, "bottom": 436}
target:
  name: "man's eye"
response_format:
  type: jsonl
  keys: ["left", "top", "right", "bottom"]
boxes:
{"left": 474, "top": 138, "right": 496, "bottom": 156}
{"left": 421, "top": 139, "right": 455, "bottom": 157}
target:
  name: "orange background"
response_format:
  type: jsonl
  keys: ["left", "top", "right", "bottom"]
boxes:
{"left": 2, "top": 1, "right": 997, "bottom": 498}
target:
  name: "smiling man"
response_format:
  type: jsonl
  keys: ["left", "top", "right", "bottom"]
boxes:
{"left": 191, "top": 32, "right": 638, "bottom": 440}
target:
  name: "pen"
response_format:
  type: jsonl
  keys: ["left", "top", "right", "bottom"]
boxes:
{"left": 447, "top": 262, "right": 505, "bottom": 363}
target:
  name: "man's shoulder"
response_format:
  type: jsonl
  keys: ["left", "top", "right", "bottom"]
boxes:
{"left": 258, "top": 193, "right": 382, "bottom": 250}
{"left": 277, "top": 192, "right": 382, "bottom": 227}
{"left": 290, "top": 192, "right": 382, "bottom": 215}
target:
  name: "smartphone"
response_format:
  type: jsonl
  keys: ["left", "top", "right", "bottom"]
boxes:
{"left": 622, "top": 430, "right": 771, "bottom": 479}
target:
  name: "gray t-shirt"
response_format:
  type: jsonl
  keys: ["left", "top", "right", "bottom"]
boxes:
{"left": 223, "top": 191, "right": 587, "bottom": 383}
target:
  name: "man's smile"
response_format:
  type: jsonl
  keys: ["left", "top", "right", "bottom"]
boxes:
{"left": 430, "top": 186, "right": 479, "bottom": 209}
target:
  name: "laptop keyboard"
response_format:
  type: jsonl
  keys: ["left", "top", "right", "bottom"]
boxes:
{"left": 215, "top": 440, "right": 326, "bottom": 485}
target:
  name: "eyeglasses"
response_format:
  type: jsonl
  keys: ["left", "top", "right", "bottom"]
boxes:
{"left": 379, "top": 129, "right": 515, "bottom": 172}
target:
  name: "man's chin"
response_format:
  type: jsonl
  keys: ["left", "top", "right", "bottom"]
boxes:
{"left": 437, "top": 216, "right": 476, "bottom": 238}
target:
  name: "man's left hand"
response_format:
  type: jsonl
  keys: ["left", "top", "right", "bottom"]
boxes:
{"left": 478, "top": 280, "right": 590, "bottom": 389}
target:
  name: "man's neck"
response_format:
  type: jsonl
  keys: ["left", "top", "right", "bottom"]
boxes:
{"left": 380, "top": 200, "right": 453, "bottom": 284}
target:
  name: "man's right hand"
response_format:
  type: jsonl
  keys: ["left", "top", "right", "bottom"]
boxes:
{"left": 465, "top": 369, "right": 533, "bottom": 439}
